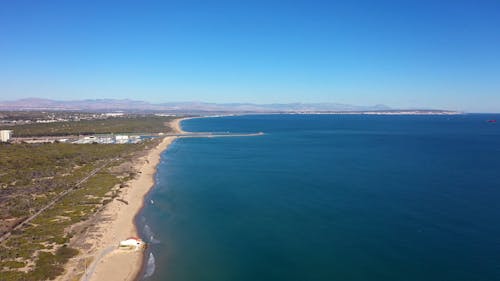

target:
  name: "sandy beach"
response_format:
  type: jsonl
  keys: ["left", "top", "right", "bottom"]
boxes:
{"left": 58, "top": 118, "right": 184, "bottom": 281}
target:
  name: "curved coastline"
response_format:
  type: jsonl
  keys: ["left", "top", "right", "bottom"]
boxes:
{"left": 132, "top": 139, "right": 177, "bottom": 281}
{"left": 62, "top": 118, "right": 187, "bottom": 281}
{"left": 133, "top": 118, "right": 188, "bottom": 281}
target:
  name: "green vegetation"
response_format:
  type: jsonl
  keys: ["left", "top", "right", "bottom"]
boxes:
{"left": 0, "top": 140, "right": 162, "bottom": 280}
{"left": 0, "top": 111, "right": 94, "bottom": 122}
{"left": 0, "top": 142, "right": 148, "bottom": 279}
{"left": 1, "top": 115, "right": 177, "bottom": 137}
{"left": 0, "top": 142, "right": 142, "bottom": 222}
{"left": 0, "top": 260, "right": 26, "bottom": 269}
{"left": 0, "top": 247, "right": 79, "bottom": 281}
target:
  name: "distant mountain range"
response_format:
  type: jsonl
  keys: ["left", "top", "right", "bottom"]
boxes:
{"left": 0, "top": 98, "right": 460, "bottom": 114}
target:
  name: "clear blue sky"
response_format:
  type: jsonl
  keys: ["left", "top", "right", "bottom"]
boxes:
{"left": 1, "top": 0, "right": 499, "bottom": 112}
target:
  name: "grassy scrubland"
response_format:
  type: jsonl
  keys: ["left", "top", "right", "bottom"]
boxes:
{"left": 0, "top": 143, "right": 139, "bottom": 222}
{"left": 0, "top": 141, "right": 160, "bottom": 280}
{"left": 0, "top": 115, "right": 177, "bottom": 137}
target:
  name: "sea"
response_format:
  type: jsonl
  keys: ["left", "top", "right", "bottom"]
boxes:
{"left": 137, "top": 114, "right": 500, "bottom": 281}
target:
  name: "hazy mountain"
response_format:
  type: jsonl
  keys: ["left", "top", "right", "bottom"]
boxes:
{"left": 0, "top": 98, "right": 456, "bottom": 114}
{"left": 0, "top": 98, "right": 390, "bottom": 112}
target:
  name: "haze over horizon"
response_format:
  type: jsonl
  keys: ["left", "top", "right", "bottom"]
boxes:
{"left": 1, "top": 1, "right": 499, "bottom": 112}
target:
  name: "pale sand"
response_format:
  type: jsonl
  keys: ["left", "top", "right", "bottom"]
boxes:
{"left": 170, "top": 117, "right": 185, "bottom": 134}
{"left": 59, "top": 118, "right": 186, "bottom": 281}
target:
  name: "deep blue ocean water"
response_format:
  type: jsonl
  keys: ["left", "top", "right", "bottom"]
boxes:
{"left": 138, "top": 114, "right": 500, "bottom": 281}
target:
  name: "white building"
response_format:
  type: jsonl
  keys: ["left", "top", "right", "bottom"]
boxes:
{"left": 99, "top": 137, "right": 114, "bottom": 144}
{"left": 119, "top": 237, "right": 145, "bottom": 250}
{"left": 0, "top": 130, "right": 13, "bottom": 142}
{"left": 73, "top": 136, "right": 97, "bottom": 144}
{"left": 104, "top": 112, "right": 124, "bottom": 117}
{"left": 115, "top": 135, "right": 129, "bottom": 144}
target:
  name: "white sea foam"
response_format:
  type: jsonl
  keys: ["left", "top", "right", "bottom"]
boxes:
{"left": 144, "top": 224, "right": 160, "bottom": 244}
{"left": 143, "top": 252, "right": 156, "bottom": 278}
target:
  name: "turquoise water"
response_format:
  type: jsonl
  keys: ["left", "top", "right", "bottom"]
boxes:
{"left": 138, "top": 114, "right": 500, "bottom": 281}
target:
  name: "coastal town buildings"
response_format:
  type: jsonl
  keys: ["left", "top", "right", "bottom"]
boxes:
{"left": 71, "top": 135, "right": 142, "bottom": 144}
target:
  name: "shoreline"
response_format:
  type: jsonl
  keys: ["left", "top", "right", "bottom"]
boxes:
{"left": 60, "top": 117, "right": 186, "bottom": 281}
{"left": 132, "top": 117, "right": 188, "bottom": 281}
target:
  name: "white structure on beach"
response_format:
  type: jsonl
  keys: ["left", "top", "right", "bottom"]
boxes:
{"left": 0, "top": 130, "right": 13, "bottom": 142}
{"left": 119, "top": 237, "right": 145, "bottom": 250}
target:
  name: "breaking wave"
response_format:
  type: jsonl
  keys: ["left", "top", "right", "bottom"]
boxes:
{"left": 144, "top": 224, "right": 160, "bottom": 244}
{"left": 143, "top": 252, "right": 156, "bottom": 278}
